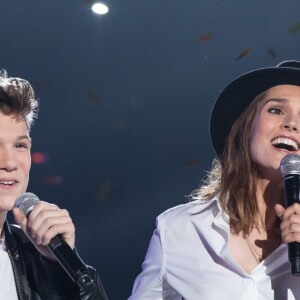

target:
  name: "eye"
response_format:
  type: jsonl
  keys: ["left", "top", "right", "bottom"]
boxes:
{"left": 16, "top": 143, "right": 30, "bottom": 149}
{"left": 268, "top": 107, "right": 283, "bottom": 115}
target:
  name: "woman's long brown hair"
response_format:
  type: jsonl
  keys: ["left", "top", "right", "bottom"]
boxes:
{"left": 191, "top": 92, "right": 266, "bottom": 234}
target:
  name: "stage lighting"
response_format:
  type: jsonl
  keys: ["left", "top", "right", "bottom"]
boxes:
{"left": 92, "top": 2, "right": 109, "bottom": 15}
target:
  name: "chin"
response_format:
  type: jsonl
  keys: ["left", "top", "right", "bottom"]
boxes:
{"left": 256, "top": 165, "right": 281, "bottom": 179}
{"left": 0, "top": 197, "right": 18, "bottom": 212}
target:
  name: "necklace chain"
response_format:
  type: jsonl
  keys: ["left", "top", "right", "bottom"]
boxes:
{"left": 256, "top": 217, "right": 280, "bottom": 233}
{"left": 245, "top": 233, "right": 281, "bottom": 263}
{"left": 245, "top": 236, "right": 263, "bottom": 263}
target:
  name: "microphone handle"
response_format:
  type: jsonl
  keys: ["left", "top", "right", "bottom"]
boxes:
{"left": 48, "top": 235, "right": 95, "bottom": 291}
{"left": 284, "top": 174, "right": 300, "bottom": 276}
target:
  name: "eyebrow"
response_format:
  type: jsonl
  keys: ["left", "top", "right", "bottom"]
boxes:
{"left": 263, "top": 98, "right": 288, "bottom": 105}
{"left": 17, "top": 135, "right": 32, "bottom": 143}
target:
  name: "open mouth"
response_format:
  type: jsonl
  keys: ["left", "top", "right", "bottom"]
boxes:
{"left": 272, "top": 137, "right": 299, "bottom": 152}
{"left": 0, "top": 181, "right": 15, "bottom": 186}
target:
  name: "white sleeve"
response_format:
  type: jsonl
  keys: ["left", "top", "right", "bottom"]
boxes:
{"left": 128, "top": 213, "right": 181, "bottom": 299}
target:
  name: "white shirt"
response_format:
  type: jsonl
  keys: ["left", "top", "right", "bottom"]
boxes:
{"left": 0, "top": 239, "right": 18, "bottom": 300}
{"left": 129, "top": 197, "right": 300, "bottom": 300}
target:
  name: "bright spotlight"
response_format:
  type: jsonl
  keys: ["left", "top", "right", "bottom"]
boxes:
{"left": 92, "top": 3, "right": 109, "bottom": 15}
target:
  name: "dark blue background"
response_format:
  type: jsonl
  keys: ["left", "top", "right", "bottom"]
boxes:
{"left": 2, "top": 1, "right": 300, "bottom": 298}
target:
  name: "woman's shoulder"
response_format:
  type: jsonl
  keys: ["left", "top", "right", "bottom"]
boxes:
{"left": 157, "top": 197, "right": 218, "bottom": 225}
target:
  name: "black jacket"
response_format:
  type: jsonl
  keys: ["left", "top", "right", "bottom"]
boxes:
{"left": 4, "top": 220, "right": 108, "bottom": 300}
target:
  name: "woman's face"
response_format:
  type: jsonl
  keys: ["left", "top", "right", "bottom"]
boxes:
{"left": 250, "top": 84, "right": 300, "bottom": 179}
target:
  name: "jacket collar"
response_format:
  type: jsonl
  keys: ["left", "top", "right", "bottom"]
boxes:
{"left": 4, "top": 219, "right": 20, "bottom": 260}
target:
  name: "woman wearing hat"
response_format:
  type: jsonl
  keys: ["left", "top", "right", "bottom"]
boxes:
{"left": 129, "top": 61, "right": 300, "bottom": 299}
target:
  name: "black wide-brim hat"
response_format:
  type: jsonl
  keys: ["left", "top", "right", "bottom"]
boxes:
{"left": 210, "top": 60, "right": 300, "bottom": 156}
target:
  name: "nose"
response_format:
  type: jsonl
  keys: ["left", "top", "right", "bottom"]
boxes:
{"left": 282, "top": 114, "right": 300, "bottom": 132}
{"left": 0, "top": 147, "right": 17, "bottom": 172}
{"left": 282, "top": 123, "right": 298, "bottom": 132}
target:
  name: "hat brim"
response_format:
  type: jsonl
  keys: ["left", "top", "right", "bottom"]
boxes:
{"left": 210, "top": 66, "right": 300, "bottom": 156}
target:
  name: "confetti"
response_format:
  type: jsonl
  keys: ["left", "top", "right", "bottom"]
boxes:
{"left": 289, "top": 23, "right": 300, "bottom": 34}
{"left": 96, "top": 180, "right": 113, "bottom": 201}
{"left": 199, "top": 33, "right": 213, "bottom": 43}
{"left": 82, "top": 0, "right": 93, "bottom": 4}
{"left": 236, "top": 48, "right": 251, "bottom": 61}
{"left": 86, "top": 91, "right": 101, "bottom": 104}
{"left": 267, "top": 47, "right": 277, "bottom": 59}
{"left": 111, "top": 120, "right": 129, "bottom": 131}
{"left": 129, "top": 99, "right": 139, "bottom": 110}
{"left": 33, "top": 79, "right": 52, "bottom": 90}
{"left": 185, "top": 159, "right": 200, "bottom": 166}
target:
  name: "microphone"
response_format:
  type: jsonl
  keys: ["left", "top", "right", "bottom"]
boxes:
{"left": 14, "top": 192, "right": 95, "bottom": 291}
{"left": 280, "top": 153, "right": 300, "bottom": 276}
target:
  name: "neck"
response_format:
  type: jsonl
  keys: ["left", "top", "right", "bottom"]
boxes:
{"left": 255, "top": 178, "right": 284, "bottom": 229}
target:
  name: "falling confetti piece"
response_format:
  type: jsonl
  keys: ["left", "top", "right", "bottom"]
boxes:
{"left": 82, "top": 0, "right": 93, "bottom": 4}
{"left": 111, "top": 120, "right": 129, "bottom": 131}
{"left": 43, "top": 174, "right": 63, "bottom": 186}
{"left": 267, "top": 47, "right": 277, "bottom": 59}
{"left": 33, "top": 79, "right": 52, "bottom": 90}
{"left": 185, "top": 159, "right": 200, "bottom": 166}
{"left": 86, "top": 91, "right": 101, "bottom": 104}
{"left": 32, "top": 152, "right": 49, "bottom": 164}
{"left": 289, "top": 23, "right": 300, "bottom": 34}
{"left": 96, "top": 179, "right": 113, "bottom": 201}
{"left": 129, "top": 99, "right": 140, "bottom": 110}
{"left": 199, "top": 33, "right": 213, "bottom": 43}
{"left": 236, "top": 48, "right": 251, "bottom": 61}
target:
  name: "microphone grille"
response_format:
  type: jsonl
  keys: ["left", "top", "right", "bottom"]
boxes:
{"left": 280, "top": 154, "right": 300, "bottom": 177}
{"left": 14, "top": 192, "right": 39, "bottom": 216}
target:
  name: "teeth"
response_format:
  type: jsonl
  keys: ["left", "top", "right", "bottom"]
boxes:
{"left": 272, "top": 137, "right": 299, "bottom": 151}
{"left": 0, "top": 181, "right": 14, "bottom": 185}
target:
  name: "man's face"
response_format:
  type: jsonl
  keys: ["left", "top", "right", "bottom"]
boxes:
{"left": 0, "top": 112, "right": 31, "bottom": 213}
